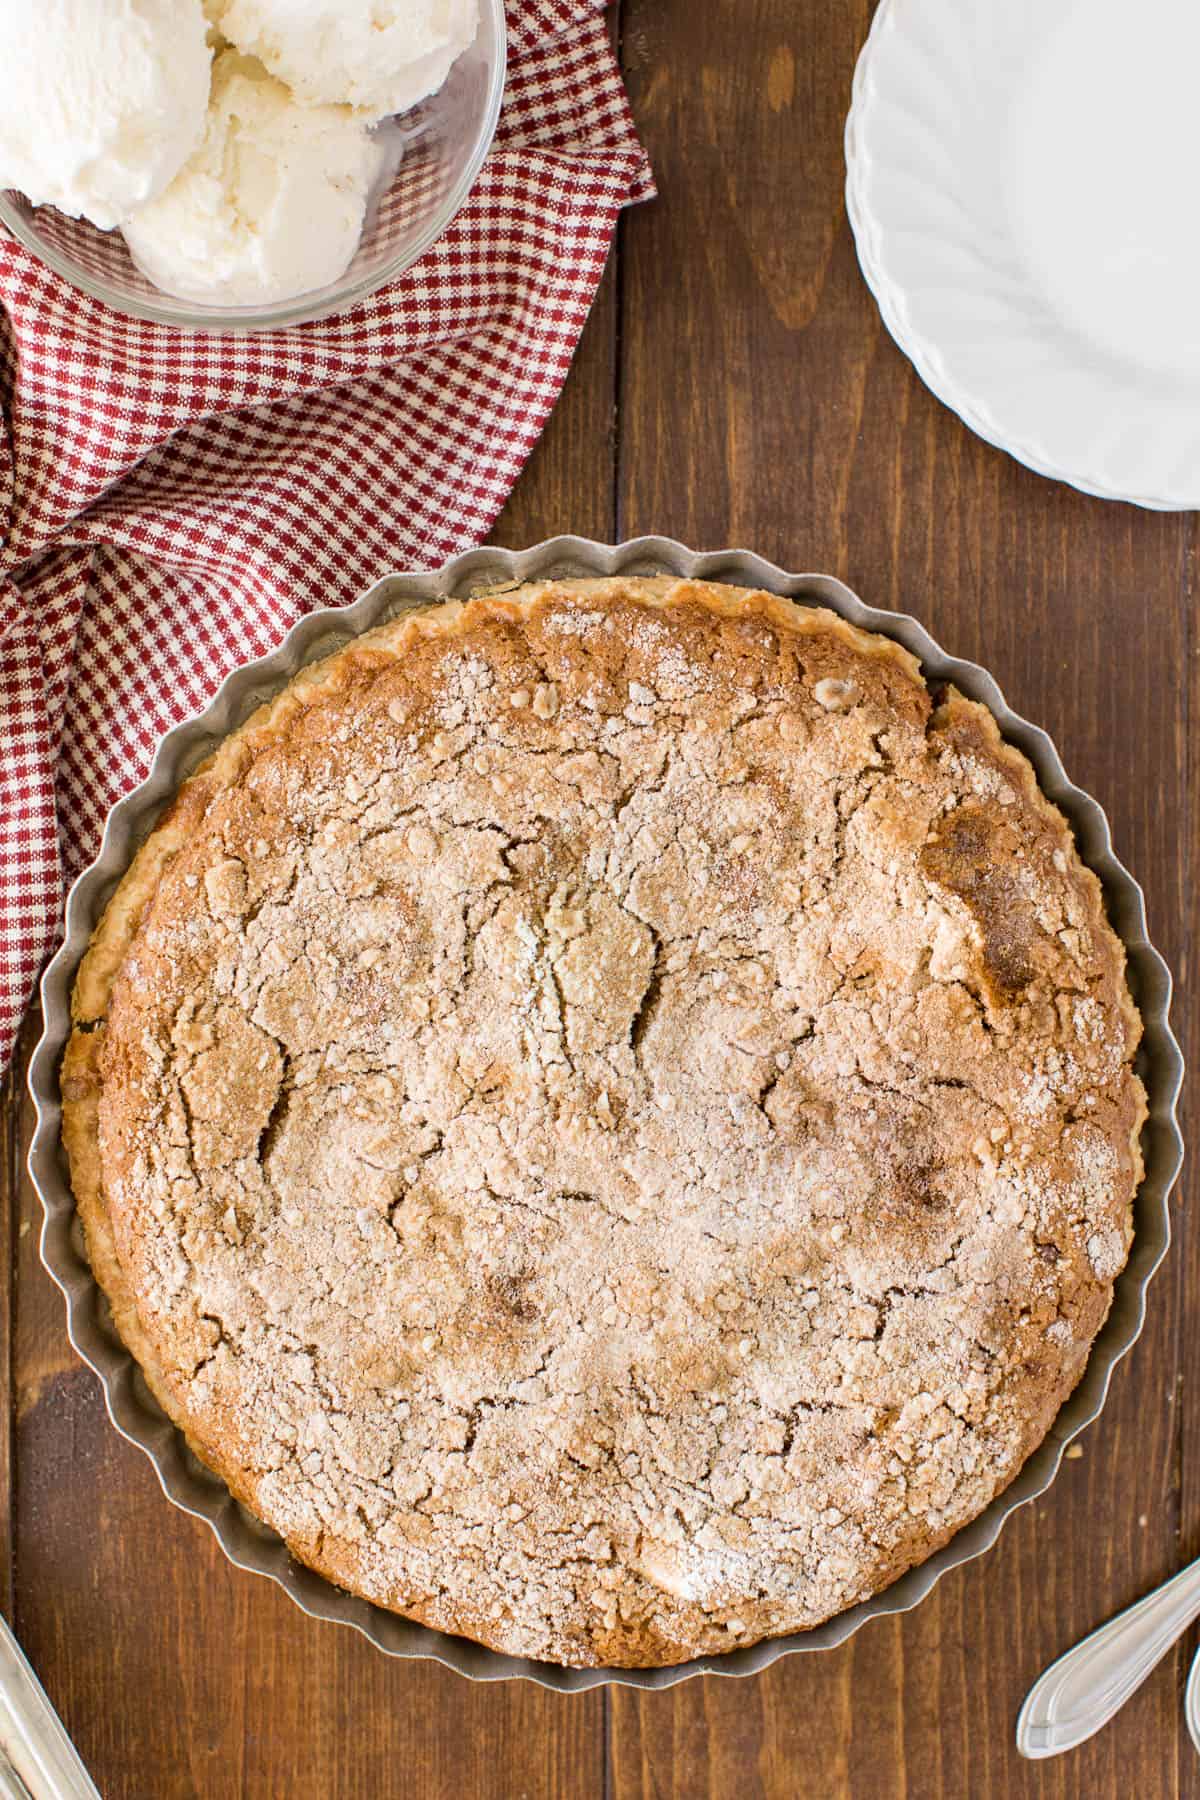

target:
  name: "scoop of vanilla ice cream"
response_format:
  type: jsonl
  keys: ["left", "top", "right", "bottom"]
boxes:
{"left": 214, "top": 0, "right": 479, "bottom": 122}
{"left": 0, "top": 0, "right": 212, "bottom": 230}
{"left": 122, "top": 51, "right": 386, "bottom": 307}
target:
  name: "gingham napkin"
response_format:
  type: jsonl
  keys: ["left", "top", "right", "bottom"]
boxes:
{"left": 0, "top": 0, "right": 652, "bottom": 1076}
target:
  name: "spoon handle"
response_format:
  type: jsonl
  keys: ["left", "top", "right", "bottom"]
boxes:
{"left": 1018, "top": 1557, "right": 1200, "bottom": 1759}
{"left": 1185, "top": 1645, "right": 1200, "bottom": 1756}
{"left": 0, "top": 1614, "right": 101, "bottom": 1800}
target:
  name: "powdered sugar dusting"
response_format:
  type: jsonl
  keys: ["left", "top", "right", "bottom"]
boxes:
{"left": 79, "top": 581, "right": 1144, "bottom": 1668}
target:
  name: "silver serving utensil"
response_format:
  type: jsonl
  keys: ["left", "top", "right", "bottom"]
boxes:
{"left": 1184, "top": 1644, "right": 1200, "bottom": 1756}
{"left": 0, "top": 1615, "right": 101, "bottom": 1799}
{"left": 0, "top": 1747, "right": 33, "bottom": 1800}
{"left": 1018, "top": 1557, "right": 1200, "bottom": 1758}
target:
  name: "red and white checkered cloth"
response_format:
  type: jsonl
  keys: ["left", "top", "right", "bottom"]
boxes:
{"left": 0, "top": 0, "right": 652, "bottom": 1076}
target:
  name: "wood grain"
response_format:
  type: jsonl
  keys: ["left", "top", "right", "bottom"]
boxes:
{"left": 612, "top": 1, "right": 1195, "bottom": 1795}
{"left": 2, "top": 254, "right": 618, "bottom": 1800}
{"left": 1, "top": 1, "right": 1197, "bottom": 1795}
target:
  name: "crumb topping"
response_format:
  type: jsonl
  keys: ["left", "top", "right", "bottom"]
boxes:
{"left": 67, "top": 578, "right": 1145, "bottom": 1667}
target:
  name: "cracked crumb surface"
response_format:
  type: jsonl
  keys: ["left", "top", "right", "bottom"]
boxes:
{"left": 61, "top": 576, "right": 1145, "bottom": 1668}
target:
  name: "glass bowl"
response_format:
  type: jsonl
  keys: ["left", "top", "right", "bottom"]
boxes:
{"left": 0, "top": 0, "right": 506, "bottom": 333}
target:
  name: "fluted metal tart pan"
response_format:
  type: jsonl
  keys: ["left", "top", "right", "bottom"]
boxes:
{"left": 28, "top": 538, "right": 1183, "bottom": 1690}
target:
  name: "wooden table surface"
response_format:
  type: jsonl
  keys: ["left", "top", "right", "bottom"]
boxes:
{"left": 2, "top": 3, "right": 1198, "bottom": 1795}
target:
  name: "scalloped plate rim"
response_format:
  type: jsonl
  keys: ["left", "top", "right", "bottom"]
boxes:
{"left": 845, "top": 0, "right": 1200, "bottom": 512}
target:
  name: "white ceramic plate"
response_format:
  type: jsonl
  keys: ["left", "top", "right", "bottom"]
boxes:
{"left": 846, "top": 0, "right": 1200, "bottom": 510}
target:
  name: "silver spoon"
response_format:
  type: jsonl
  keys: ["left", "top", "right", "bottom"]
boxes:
{"left": 1018, "top": 1556, "right": 1200, "bottom": 1758}
{"left": 0, "top": 1615, "right": 100, "bottom": 1799}
{"left": 1184, "top": 1644, "right": 1200, "bottom": 1755}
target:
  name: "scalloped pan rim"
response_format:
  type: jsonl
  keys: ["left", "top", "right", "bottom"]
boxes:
{"left": 28, "top": 537, "right": 1184, "bottom": 1690}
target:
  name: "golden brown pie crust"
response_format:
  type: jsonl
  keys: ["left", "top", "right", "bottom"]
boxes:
{"left": 61, "top": 577, "right": 1145, "bottom": 1667}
